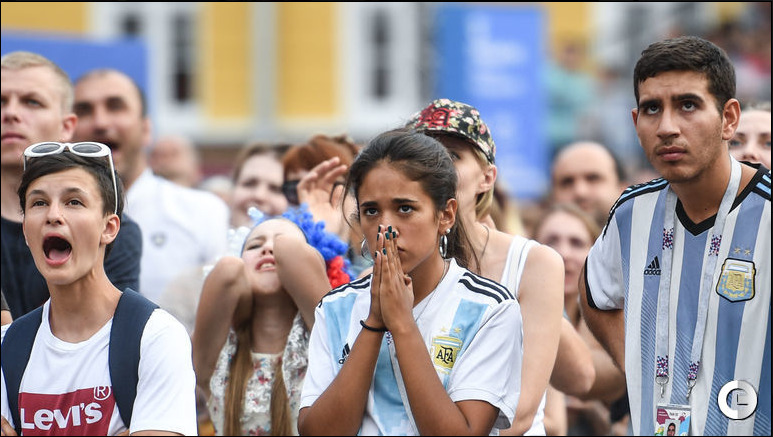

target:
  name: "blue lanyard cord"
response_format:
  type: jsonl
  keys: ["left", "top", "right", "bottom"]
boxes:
{"left": 654, "top": 157, "right": 742, "bottom": 401}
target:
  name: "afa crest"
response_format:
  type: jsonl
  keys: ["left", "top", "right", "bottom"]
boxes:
{"left": 431, "top": 335, "right": 462, "bottom": 374}
{"left": 716, "top": 258, "right": 755, "bottom": 302}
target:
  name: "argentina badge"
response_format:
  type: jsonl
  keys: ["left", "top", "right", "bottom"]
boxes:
{"left": 431, "top": 335, "right": 462, "bottom": 374}
{"left": 716, "top": 258, "right": 755, "bottom": 302}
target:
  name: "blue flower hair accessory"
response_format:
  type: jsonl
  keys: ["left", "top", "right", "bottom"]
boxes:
{"left": 243, "top": 204, "right": 354, "bottom": 285}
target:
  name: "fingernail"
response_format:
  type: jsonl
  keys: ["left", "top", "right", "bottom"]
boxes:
{"left": 388, "top": 225, "right": 393, "bottom": 233}
{"left": 374, "top": 251, "right": 379, "bottom": 258}
{"left": 382, "top": 248, "right": 387, "bottom": 254}
{"left": 392, "top": 231, "right": 397, "bottom": 239}
{"left": 377, "top": 233, "right": 380, "bottom": 241}
{"left": 386, "top": 232, "right": 390, "bottom": 240}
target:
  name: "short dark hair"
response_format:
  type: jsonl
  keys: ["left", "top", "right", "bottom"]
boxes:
{"left": 18, "top": 152, "right": 125, "bottom": 256}
{"left": 634, "top": 35, "right": 736, "bottom": 114}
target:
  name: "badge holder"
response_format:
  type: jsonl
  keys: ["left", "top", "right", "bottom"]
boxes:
{"left": 654, "top": 403, "right": 691, "bottom": 436}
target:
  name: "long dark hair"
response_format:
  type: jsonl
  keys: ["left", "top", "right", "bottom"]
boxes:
{"left": 343, "top": 128, "right": 472, "bottom": 268}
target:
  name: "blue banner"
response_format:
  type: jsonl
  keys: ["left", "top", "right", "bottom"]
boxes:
{"left": 1, "top": 32, "right": 148, "bottom": 109}
{"left": 435, "top": 4, "right": 547, "bottom": 201}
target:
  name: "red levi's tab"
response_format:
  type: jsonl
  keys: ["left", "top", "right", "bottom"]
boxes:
{"left": 18, "top": 386, "right": 115, "bottom": 435}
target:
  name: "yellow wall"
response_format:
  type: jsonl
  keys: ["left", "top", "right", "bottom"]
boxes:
{"left": 0, "top": 2, "right": 87, "bottom": 34}
{"left": 541, "top": 2, "right": 591, "bottom": 57}
{"left": 276, "top": 2, "right": 338, "bottom": 118}
{"left": 200, "top": 2, "right": 252, "bottom": 119}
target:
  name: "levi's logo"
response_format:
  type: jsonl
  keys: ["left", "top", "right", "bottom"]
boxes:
{"left": 19, "top": 386, "right": 114, "bottom": 435}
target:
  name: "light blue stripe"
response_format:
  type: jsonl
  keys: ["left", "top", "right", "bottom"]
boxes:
{"left": 670, "top": 230, "right": 706, "bottom": 403}
{"left": 753, "top": 308, "right": 771, "bottom": 435}
{"left": 637, "top": 189, "right": 667, "bottom": 434}
{"left": 756, "top": 181, "right": 771, "bottom": 196}
{"left": 372, "top": 339, "right": 406, "bottom": 436}
{"left": 449, "top": 299, "right": 488, "bottom": 388}
{"left": 323, "top": 292, "right": 358, "bottom": 369}
{"left": 706, "top": 197, "right": 763, "bottom": 434}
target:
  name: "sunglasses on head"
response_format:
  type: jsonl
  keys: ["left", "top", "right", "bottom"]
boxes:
{"left": 23, "top": 141, "right": 119, "bottom": 215}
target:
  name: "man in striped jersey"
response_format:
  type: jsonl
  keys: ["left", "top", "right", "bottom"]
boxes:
{"left": 580, "top": 36, "right": 770, "bottom": 436}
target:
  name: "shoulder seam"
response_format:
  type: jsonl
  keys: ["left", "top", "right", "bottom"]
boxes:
{"left": 603, "top": 178, "right": 668, "bottom": 237}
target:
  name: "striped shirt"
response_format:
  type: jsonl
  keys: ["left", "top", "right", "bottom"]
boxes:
{"left": 585, "top": 164, "right": 771, "bottom": 435}
{"left": 300, "top": 258, "right": 524, "bottom": 435}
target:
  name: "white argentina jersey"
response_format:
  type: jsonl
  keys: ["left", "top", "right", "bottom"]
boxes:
{"left": 300, "top": 258, "right": 524, "bottom": 436}
{"left": 585, "top": 166, "right": 771, "bottom": 436}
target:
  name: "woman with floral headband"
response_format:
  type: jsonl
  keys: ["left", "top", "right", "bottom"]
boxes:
{"left": 192, "top": 205, "right": 352, "bottom": 436}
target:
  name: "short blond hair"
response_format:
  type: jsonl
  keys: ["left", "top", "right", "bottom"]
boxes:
{"left": 1, "top": 51, "right": 73, "bottom": 113}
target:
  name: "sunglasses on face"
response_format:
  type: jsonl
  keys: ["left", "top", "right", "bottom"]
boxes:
{"left": 281, "top": 179, "right": 346, "bottom": 206}
{"left": 23, "top": 141, "right": 119, "bottom": 215}
{"left": 282, "top": 179, "right": 301, "bottom": 205}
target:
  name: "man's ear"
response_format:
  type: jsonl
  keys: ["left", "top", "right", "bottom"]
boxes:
{"left": 721, "top": 98, "right": 741, "bottom": 141}
{"left": 101, "top": 214, "right": 121, "bottom": 246}
{"left": 61, "top": 112, "right": 77, "bottom": 141}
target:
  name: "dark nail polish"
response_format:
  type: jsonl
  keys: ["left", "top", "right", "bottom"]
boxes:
{"left": 388, "top": 225, "right": 393, "bottom": 233}
{"left": 382, "top": 248, "right": 387, "bottom": 254}
{"left": 377, "top": 233, "right": 380, "bottom": 241}
{"left": 386, "top": 232, "right": 390, "bottom": 240}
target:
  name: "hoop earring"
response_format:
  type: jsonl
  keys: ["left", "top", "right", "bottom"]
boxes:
{"left": 439, "top": 230, "right": 449, "bottom": 259}
{"left": 360, "top": 238, "right": 372, "bottom": 260}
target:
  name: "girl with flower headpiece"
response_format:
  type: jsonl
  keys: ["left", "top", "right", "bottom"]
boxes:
{"left": 192, "top": 205, "right": 352, "bottom": 436}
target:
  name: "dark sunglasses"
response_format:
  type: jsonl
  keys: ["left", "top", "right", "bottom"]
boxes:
{"left": 282, "top": 179, "right": 345, "bottom": 206}
{"left": 282, "top": 180, "right": 301, "bottom": 205}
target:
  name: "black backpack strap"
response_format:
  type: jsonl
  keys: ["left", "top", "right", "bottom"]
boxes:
{"left": 1, "top": 306, "right": 44, "bottom": 435}
{"left": 108, "top": 289, "right": 158, "bottom": 428}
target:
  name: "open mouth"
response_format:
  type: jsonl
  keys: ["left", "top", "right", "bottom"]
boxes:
{"left": 256, "top": 261, "right": 276, "bottom": 271}
{"left": 43, "top": 236, "right": 72, "bottom": 262}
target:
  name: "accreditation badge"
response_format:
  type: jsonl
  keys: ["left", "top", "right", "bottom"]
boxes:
{"left": 716, "top": 258, "right": 755, "bottom": 302}
{"left": 655, "top": 404, "right": 691, "bottom": 436}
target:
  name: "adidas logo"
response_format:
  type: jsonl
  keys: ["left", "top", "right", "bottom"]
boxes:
{"left": 644, "top": 256, "right": 661, "bottom": 276}
{"left": 338, "top": 343, "right": 351, "bottom": 365}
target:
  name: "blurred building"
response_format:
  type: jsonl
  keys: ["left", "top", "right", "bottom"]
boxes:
{"left": 2, "top": 2, "right": 768, "bottom": 196}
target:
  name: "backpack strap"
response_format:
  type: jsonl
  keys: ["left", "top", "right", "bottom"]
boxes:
{"left": 108, "top": 289, "right": 158, "bottom": 429}
{"left": 1, "top": 306, "right": 44, "bottom": 435}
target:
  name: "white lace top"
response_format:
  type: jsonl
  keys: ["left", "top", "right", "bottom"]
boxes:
{"left": 208, "top": 313, "right": 309, "bottom": 436}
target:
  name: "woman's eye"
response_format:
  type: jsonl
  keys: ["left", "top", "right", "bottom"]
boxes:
{"left": 398, "top": 205, "right": 413, "bottom": 213}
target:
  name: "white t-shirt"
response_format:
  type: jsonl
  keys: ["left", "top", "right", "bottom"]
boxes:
{"left": 300, "top": 259, "right": 524, "bottom": 436}
{"left": 127, "top": 168, "right": 230, "bottom": 303}
{"left": 1, "top": 300, "right": 198, "bottom": 436}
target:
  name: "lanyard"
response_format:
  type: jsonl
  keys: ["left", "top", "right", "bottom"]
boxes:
{"left": 654, "top": 157, "right": 742, "bottom": 400}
